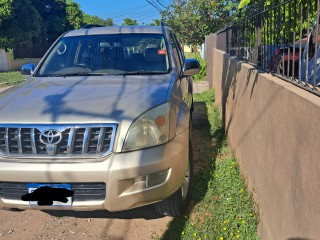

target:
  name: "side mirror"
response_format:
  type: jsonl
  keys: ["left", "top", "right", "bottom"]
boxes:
{"left": 182, "top": 58, "right": 200, "bottom": 76}
{"left": 21, "top": 63, "right": 35, "bottom": 76}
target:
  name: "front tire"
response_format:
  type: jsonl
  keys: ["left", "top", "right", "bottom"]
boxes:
{"left": 154, "top": 140, "right": 193, "bottom": 217}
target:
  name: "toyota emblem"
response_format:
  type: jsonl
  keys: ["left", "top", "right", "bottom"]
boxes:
{"left": 40, "top": 130, "right": 62, "bottom": 145}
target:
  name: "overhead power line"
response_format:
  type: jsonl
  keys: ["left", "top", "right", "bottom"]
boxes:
{"left": 104, "top": 4, "right": 148, "bottom": 18}
{"left": 146, "top": 0, "right": 162, "bottom": 11}
{"left": 155, "top": 0, "right": 166, "bottom": 8}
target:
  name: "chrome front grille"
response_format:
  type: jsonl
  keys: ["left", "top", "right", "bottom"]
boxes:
{"left": 0, "top": 124, "right": 117, "bottom": 158}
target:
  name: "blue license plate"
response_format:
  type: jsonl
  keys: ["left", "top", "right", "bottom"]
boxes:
{"left": 26, "top": 183, "right": 72, "bottom": 206}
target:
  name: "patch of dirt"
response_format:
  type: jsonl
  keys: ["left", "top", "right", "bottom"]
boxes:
{"left": 0, "top": 206, "right": 170, "bottom": 240}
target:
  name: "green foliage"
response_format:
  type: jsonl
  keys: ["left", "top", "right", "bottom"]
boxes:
{"left": 161, "top": 0, "right": 238, "bottom": 45}
{"left": 0, "top": 0, "right": 105, "bottom": 49}
{"left": 199, "top": 144, "right": 260, "bottom": 240}
{"left": 193, "top": 89, "right": 214, "bottom": 104}
{"left": 0, "top": 0, "right": 41, "bottom": 48}
{"left": 238, "top": 0, "right": 318, "bottom": 33}
{"left": 121, "top": 18, "right": 139, "bottom": 26}
{"left": 103, "top": 18, "right": 114, "bottom": 26}
{"left": 255, "top": 0, "right": 318, "bottom": 45}
{"left": 0, "top": 71, "right": 23, "bottom": 85}
{"left": 31, "top": 0, "right": 68, "bottom": 51}
{"left": 66, "top": 0, "right": 83, "bottom": 30}
{"left": 149, "top": 19, "right": 161, "bottom": 26}
{"left": 161, "top": 90, "right": 260, "bottom": 240}
{"left": 0, "top": 0, "right": 12, "bottom": 24}
{"left": 185, "top": 52, "right": 206, "bottom": 81}
{"left": 238, "top": 0, "right": 251, "bottom": 9}
{"left": 83, "top": 14, "right": 113, "bottom": 26}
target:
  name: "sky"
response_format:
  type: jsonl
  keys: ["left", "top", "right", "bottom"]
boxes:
{"left": 74, "top": 0, "right": 172, "bottom": 25}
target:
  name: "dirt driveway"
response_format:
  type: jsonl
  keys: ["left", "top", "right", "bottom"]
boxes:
{"left": 0, "top": 82, "right": 209, "bottom": 240}
{"left": 0, "top": 206, "right": 170, "bottom": 240}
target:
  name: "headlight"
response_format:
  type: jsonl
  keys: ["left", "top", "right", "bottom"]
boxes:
{"left": 122, "top": 103, "right": 171, "bottom": 151}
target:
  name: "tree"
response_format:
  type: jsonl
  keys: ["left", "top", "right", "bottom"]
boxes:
{"left": 83, "top": 13, "right": 113, "bottom": 26}
{"left": 32, "top": 0, "right": 68, "bottom": 45}
{"left": 104, "top": 18, "right": 113, "bottom": 26}
{"left": 0, "top": 0, "right": 117, "bottom": 55}
{"left": 161, "top": 0, "right": 238, "bottom": 45}
{"left": 66, "top": 0, "right": 83, "bottom": 30}
{"left": 122, "top": 18, "right": 138, "bottom": 26}
{"left": 149, "top": 19, "right": 161, "bottom": 26}
{"left": 0, "top": 0, "right": 41, "bottom": 48}
{"left": 238, "top": 0, "right": 251, "bottom": 9}
{"left": 237, "top": 0, "right": 318, "bottom": 44}
{"left": 0, "top": 0, "right": 13, "bottom": 25}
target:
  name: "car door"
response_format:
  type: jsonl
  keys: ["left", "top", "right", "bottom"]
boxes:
{"left": 169, "top": 32, "right": 193, "bottom": 110}
{"left": 300, "top": 17, "right": 320, "bottom": 86}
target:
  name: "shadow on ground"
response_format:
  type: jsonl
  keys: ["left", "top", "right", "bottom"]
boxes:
{"left": 160, "top": 99, "right": 225, "bottom": 239}
{"left": 44, "top": 204, "right": 162, "bottom": 220}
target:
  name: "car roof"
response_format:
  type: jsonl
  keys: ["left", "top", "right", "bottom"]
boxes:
{"left": 64, "top": 26, "right": 165, "bottom": 37}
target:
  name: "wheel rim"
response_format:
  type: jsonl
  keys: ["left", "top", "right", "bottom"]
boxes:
{"left": 181, "top": 156, "right": 190, "bottom": 200}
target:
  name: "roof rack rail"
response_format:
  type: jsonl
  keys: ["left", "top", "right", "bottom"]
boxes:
{"left": 81, "top": 24, "right": 105, "bottom": 29}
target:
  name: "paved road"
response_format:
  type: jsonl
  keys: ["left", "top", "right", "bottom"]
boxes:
{"left": 0, "top": 87, "right": 10, "bottom": 93}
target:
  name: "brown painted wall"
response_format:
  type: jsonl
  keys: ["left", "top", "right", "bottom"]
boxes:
{"left": 5, "top": 52, "right": 40, "bottom": 71}
{"left": 206, "top": 33, "right": 320, "bottom": 240}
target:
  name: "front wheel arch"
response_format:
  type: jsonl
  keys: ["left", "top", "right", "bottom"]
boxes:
{"left": 154, "top": 134, "right": 193, "bottom": 217}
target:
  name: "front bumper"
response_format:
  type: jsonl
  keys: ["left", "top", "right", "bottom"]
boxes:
{"left": 0, "top": 130, "right": 189, "bottom": 212}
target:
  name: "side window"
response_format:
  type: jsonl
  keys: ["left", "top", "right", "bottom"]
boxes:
{"left": 173, "top": 34, "right": 185, "bottom": 64}
{"left": 169, "top": 32, "right": 183, "bottom": 73}
{"left": 308, "top": 17, "right": 320, "bottom": 61}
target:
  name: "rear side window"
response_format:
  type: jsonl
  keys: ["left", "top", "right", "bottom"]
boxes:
{"left": 169, "top": 32, "right": 184, "bottom": 73}
{"left": 37, "top": 33, "right": 170, "bottom": 76}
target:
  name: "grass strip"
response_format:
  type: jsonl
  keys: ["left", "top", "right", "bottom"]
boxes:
{"left": 160, "top": 89, "right": 260, "bottom": 240}
{"left": 0, "top": 71, "right": 24, "bottom": 86}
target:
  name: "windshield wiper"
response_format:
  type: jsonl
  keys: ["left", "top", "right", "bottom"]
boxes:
{"left": 123, "top": 70, "right": 165, "bottom": 75}
{"left": 47, "top": 72, "right": 105, "bottom": 77}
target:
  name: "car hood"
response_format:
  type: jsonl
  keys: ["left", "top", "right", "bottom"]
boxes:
{"left": 0, "top": 75, "right": 172, "bottom": 124}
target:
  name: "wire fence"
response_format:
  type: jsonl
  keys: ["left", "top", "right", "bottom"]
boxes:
{"left": 216, "top": 0, "right": 320, "bottom": 96}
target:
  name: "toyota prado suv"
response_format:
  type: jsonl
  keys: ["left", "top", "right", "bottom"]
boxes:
{"left": 0, "top": 24, "right": 200, "bottom": 216}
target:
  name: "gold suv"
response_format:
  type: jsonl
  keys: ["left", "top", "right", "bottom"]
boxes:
{"left": 0, "top": 24, "right": 200, "bottom": 216}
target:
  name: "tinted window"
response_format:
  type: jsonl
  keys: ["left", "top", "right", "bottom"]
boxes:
{"left": 37, "top": 34, "right": 169, "bottom": 76}
{"left": 173, "top": 33, "right": 185, "bottom": 64}
{"left": 169, "top": 32, "right": 183, "bottom": 73}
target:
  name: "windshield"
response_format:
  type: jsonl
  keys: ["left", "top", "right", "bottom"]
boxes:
{"left": 37, "top": 33, "right": 169, "bottom": 77}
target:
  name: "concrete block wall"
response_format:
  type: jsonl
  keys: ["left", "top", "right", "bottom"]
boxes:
{"left": 206, "top": 33, "right": 320, "bottom": 240}
{"left": 0, "top": 50, "right": 40, "bottom": 72}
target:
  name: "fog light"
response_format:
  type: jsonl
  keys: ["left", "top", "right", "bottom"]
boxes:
{"left": 146, "top": 169, "right": 170, "bottom": 188}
